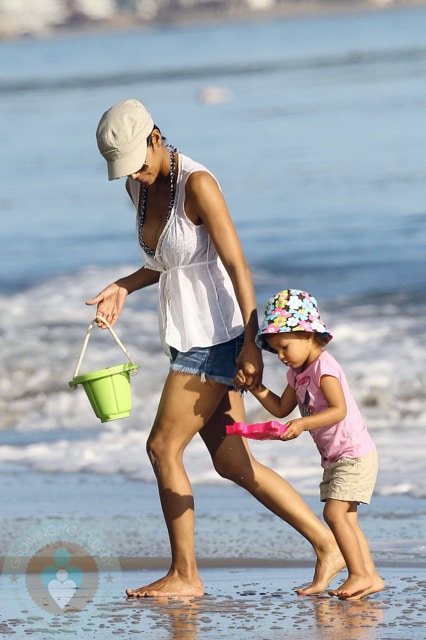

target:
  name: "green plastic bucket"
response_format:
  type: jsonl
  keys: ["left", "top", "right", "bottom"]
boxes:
{"left": 69, "top": 316, "right": 140, "bottom": 423}
{"left": 70, "top": 363, "right": 140, "bottom": 422}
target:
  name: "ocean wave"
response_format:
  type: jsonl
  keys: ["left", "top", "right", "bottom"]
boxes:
{"left": 0, "top": 268, "right": 425, "bottom": 497}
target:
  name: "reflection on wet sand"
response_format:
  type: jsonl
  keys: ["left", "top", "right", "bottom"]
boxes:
{"left": 121, "top": 590, "right": 386, "bottom": 640}
{"left": 132, "top": 596, "right": 201, "bottom": 640}
{"left": 121, "top": 589, "right": 386, "bottom": 640}
{"left": 313, "top": 596, "right": 385, "bottom": 640}
{"left": 8, "top": 567, "right": 418, "bottom": 639}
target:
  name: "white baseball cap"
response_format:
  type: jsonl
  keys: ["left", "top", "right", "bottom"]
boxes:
{"left": 96, "top": 98, "right": 154, "bottom": 180}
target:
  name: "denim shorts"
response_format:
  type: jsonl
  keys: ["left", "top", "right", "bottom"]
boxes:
{"left": 169, "top": 332, "right": 245, "bottom": 387}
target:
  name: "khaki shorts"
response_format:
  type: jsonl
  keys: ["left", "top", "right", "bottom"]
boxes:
{"left": 320, "top": 448, "right": 378, "bottom": 504}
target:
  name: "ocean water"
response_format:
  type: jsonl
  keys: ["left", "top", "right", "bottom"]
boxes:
{"left": 1, "top": 6, "right": 426, "bottom": 499}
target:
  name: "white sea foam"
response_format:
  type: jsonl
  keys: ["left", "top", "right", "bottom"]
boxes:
{"left": 1, "top": 269, "right": 425, "bottom": 498}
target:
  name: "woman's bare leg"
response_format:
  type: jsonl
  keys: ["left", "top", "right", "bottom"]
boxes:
{"left": 126, "top": 377, "right": 343, "bottom": 598}
{"left": 126, "top": 372, "right": 229, "bottom": 598}
{"left": 200, "top": 391, "right": 345, "bottom": 595}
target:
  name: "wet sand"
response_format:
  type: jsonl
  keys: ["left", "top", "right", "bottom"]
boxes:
{"left": 1, "top": 468, "right": 425, "bottom": 638}
{"left": 1, "top": 565, "right": 425, "bottom": 639}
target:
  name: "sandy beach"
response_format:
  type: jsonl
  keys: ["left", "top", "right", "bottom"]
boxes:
{"left": 2, "top": 565, "right": 423, "bottom": 639}
{"left": 1, "top": 468, "right": 425, "bottom": 638}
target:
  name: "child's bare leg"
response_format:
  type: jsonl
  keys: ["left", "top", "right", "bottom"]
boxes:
{"left": 201, "top": 393, "right": 344, "bottom": 595}
{"left": 340, "top": 511, "right": 384, "bottom": 600}
{"left": 324, "top": 500, "right": 379, "bottom": 599}
{"left": 126, "top": 372, "right": 229, "bottom": 598}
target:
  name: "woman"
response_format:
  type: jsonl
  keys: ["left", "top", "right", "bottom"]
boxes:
{"left": 88, "top": 99, "right": 343, "bottom": 597}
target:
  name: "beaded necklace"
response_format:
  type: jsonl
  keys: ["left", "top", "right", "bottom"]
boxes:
{"left": 138, "top": 145, "right": 177, "bottom": 257}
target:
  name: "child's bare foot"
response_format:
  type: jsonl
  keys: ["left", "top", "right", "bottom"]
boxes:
{"left": 329, "top": 574, "right": 374, "bottom": 599}
{"left": 297, "top": 546, "right": 345, "bottom": 595}
{"left": 126, "top": 571, "right": 204, "bottom": 598}
{"left": 338, "top": 574, "right": 385, "bottom": 600}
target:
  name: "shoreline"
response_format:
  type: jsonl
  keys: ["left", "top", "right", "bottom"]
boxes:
{"left": 1, "top": 469, "right": 425, "bottom": 566}
{"left": 1, "top": 472, "right": 424, "bottom": 636}
{"left": 2, "top": 556, "right": 422, "bottom": 574}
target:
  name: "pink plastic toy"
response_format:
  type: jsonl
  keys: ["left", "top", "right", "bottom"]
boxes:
{"left": 226, "top": 420, "right": 288, "bottom": 440}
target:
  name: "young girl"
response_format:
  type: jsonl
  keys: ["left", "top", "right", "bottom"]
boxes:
{"left": 235, "top": 289, "right": 384, "bottom": 600}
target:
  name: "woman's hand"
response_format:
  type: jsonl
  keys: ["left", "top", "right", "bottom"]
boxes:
{"left": 235, "top": 341, "right": 263, "bottom": 390}
{"left": 85, "top": 267, "right": 159, "bottom": 328}
{"left": 85, "top": 281, "right": 129, "bottom": 328}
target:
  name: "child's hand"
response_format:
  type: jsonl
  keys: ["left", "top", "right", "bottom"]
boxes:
{"left": 233, "top": 369, "right": 260, "bottom": 391}
{"left": 280, "top": 419, "right": 305, "bottom": 440}
{"left": 233, "top": 369, "right": 248, "bottom": 389}
{"left": 233, "top": 369, "right": 255, "bottom": 390}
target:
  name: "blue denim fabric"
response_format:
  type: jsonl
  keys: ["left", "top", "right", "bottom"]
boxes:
{"left": 169, "top": 332, "right": 245, "bottom": 387}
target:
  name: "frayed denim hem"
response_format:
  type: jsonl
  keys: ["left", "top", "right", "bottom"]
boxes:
{"left": 169, "top": 364, "right": 235, "bottom": 388}
{"left": 168, "top": 333, "right": 244, "bottom": 390}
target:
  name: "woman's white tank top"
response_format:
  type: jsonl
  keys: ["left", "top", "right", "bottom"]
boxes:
{"left": 127, "top": 153, "right": 243, "bottom": 355}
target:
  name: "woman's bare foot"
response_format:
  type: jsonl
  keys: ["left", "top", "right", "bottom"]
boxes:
{"left": 331, "top": 574, "right": 385, "bottom": 600}
{"left": 126, "top": 570, "right": 204, "bottom": 598}
{"left": 297, "top": 546, "right": 345, "bottom": 595}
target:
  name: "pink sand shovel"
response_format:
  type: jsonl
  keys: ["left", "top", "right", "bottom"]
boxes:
{"left": 226, "top": 420, "right": 288, "bottom": 440}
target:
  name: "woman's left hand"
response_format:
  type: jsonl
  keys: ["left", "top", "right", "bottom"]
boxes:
{"left": 236, "top": 341, "right": 263, "bottom": 390}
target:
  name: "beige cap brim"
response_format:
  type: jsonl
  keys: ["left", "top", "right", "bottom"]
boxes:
{"left": 107, "top": 142, "right": 147, "bottom": 181}
{"left": 96, "top": 99, "right": 154, "bottom": 181}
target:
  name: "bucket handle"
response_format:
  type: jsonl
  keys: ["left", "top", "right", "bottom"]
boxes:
{"left": 72, "top": 315, "right": 136, "bottom": 380}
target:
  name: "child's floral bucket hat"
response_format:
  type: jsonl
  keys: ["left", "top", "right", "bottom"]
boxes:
{"left": 256, "top": 289, "right": 333, "bottom": 352}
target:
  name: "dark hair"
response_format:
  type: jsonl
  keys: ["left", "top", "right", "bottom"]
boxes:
{"left": 147, "top": 124, "right": 166, "bottom": 146}
{"left": 313, "top": 333, "right": 330, "bottom": 347}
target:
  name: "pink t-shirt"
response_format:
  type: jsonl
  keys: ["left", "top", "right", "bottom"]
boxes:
{"left": 287, "top": 351, "right": 375, "bottom": 467}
